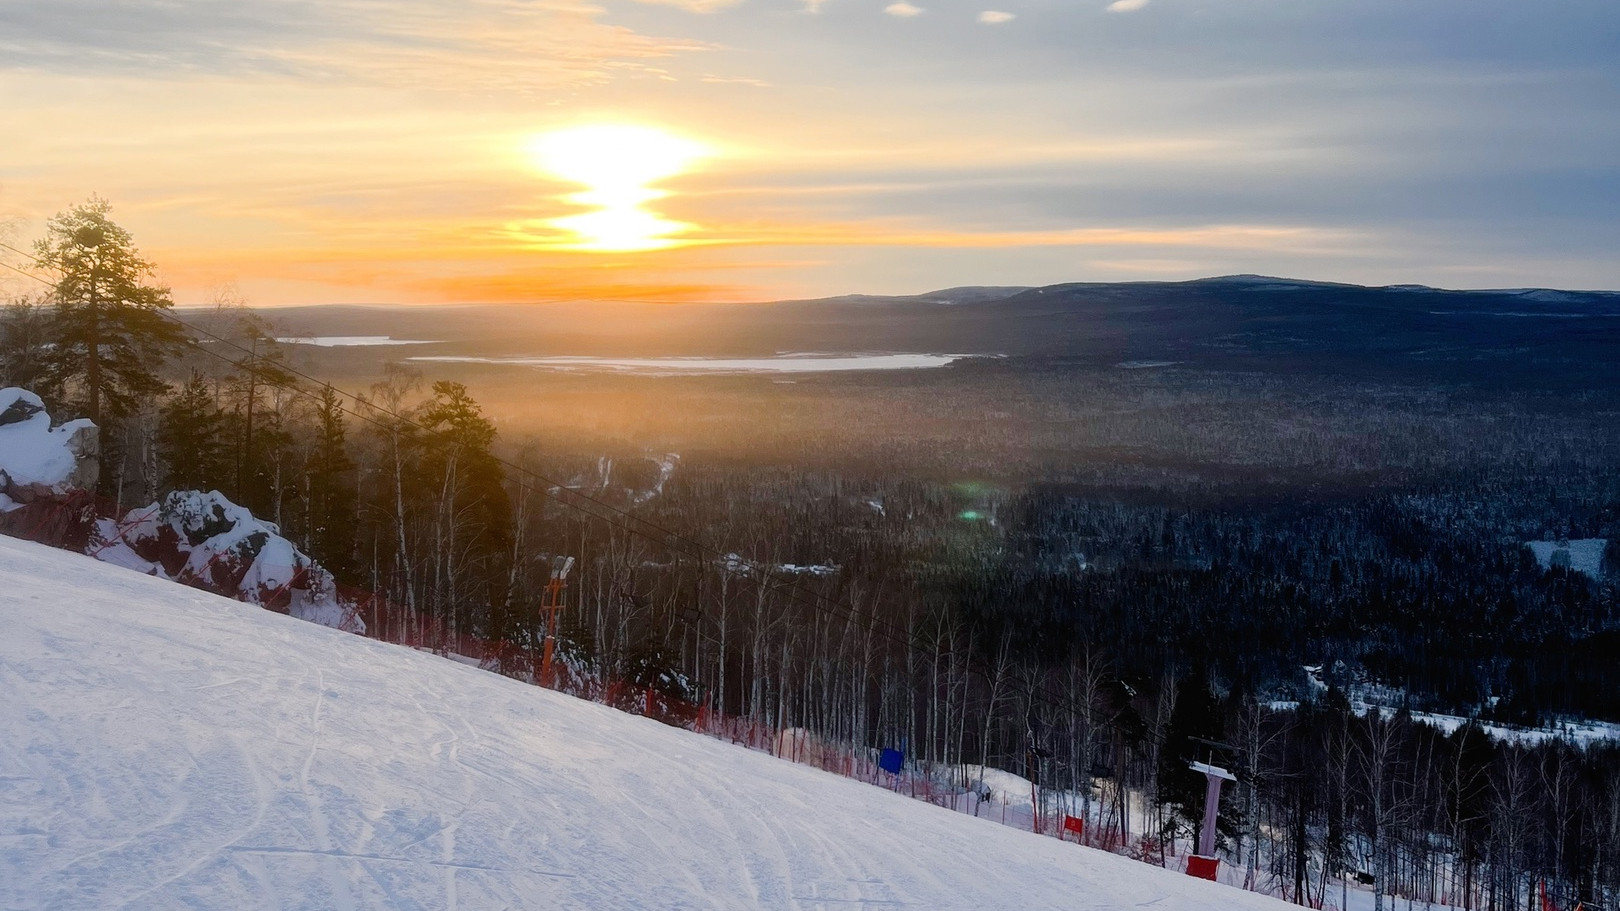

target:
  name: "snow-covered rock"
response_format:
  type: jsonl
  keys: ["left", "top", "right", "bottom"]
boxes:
{"left": 0, "top": 388, "right": 360, "bottom": 634}
{"left": 0, "top": 388, "right": 98, "bottom": 504}
{"left": 91, "top": 489, "right": 363, "bottom": 633}
{"left": 0, "top": 388, "right": 100, "bottom": 549}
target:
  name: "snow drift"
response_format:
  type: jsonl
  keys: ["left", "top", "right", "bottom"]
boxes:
{"left": 0, "top": 535, "right": 1287, "bottom": 910}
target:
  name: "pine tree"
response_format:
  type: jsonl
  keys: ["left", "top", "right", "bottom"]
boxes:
{"left": 33, "top": 198, "right": 188, "bottom": 425}
{"left": 305, "top": 384, "right": 357, "bottom": 579}
{"left": 417, "top": 381, "right": 513, "bottom": 639}
{"left": 159, "top": 372, "right": 230, "bottom": 491}
{"left": 0, "top": 297, "right": 55, "bottom": 393}
{"left": 213, "top": 306, "right": 296, "bottom": 511}
{"left": 241, "top": 390, "right": 296, "bottom": 525}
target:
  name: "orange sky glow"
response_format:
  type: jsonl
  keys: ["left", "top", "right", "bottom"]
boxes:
{"left": 2, "top": 0, "right": 1616, "bottom": 305}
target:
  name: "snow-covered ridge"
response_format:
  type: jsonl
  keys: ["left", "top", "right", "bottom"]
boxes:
{"left": 0, "top": 535, "right": 1288, "bottom": 910}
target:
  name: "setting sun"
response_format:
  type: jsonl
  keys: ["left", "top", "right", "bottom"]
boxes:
{"left": 529, "top": 125, "right": 708, "bottom": 252}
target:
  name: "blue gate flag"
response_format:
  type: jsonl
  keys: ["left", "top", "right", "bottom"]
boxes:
{"left": 879, "top": 748, "right": 904, "bottom": 774}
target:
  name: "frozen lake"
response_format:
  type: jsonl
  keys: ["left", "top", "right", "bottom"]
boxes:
{"left": 408, "top": 353, "right": 972, "bottom": 375}
{"left": 277, "top": 336, "right": 438, "bottom": 347}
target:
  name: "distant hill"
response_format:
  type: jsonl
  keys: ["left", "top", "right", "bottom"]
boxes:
{"left": 256, "top": 276, "right": 1620, "bottom": 388}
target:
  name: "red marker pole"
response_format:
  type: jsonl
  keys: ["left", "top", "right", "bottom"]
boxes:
{"left": 539, "top": 557, "right": 574, "bottom": 688}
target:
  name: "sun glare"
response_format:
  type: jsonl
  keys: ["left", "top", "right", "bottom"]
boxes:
{"left": 529, "top": 125, "right": 708, "bottom": 252}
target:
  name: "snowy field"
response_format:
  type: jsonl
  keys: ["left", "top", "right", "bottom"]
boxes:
{"left": 1363, "top": 704, "right": 1620, "bottom": 748}
{"left": 1295, "top": 665, "right": 1620, "bottom": 748}
{"left": 1525, "top": 538, "right": 1608, "bottom": 577}
{"left": 407, "top": 353, "right": 970, "bottom": 374}
{"left": 0, "top": 535, "right": 1289, "bottom": 911}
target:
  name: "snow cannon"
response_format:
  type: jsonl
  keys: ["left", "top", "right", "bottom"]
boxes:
{"left": 1186, "top": 761, "right": 1236, "bottom": 882}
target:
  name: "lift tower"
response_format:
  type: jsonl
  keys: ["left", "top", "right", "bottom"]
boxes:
{"left": 539, "top": 556, "right": 575, "bottom": 687}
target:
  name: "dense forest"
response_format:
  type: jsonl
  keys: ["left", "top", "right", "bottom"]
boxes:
{"left": 5, "top": 200, "right": 1620, "bottom": 909}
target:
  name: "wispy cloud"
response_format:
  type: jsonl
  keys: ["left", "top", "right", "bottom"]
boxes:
{"left": 884, "top": 2, "right": 923, "bottom": 17}
{"left": 699, "top": 221, "right": 1367, "bottom": 254}
{"left": 630, "top": 0, "right": 746, "bottom": 13}
{"left": 1106, "top": 0, "right": 1149, "bottom": 12}
{"left": 800, "top": 0, "right": 830, "bottom": 12}
{"left": 0, "top": 0, "right": 710, "bottom": 91}
{"left": 978, "top": 10, "right": 1014, "bottom": 24}
{"left": 700, "top": 74, "right": 773, "bottom": 87}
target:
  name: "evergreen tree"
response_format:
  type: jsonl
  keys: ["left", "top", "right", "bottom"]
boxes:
{"left": 33, "top": 198, "right": 188, "bottom": 425}
{"left": 416, "top": 381, "right": 513, "bottom": 638}
{"left": 159, "top": 372, "right": 230, "bottom": 491}
{"left": 305, "top": 384, "right": 357, "bottom": 579}
{"left": 0, "top": 297, "right": 55, "bottom": 393}
{"left": 216, "top": 308, "right": 295, "bottom": 511}
{"left": 240, "top": 390, "right": 296, "bottom": 525}
{"left": 418, "top": 381, "right": 508, "bottom": 535}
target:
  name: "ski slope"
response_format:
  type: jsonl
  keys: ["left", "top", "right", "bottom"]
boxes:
{"left": 0, "top": 535, "right": 1288, "bottom": 910}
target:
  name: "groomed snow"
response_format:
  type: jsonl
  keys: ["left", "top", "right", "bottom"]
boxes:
{"left": 0, "top": 535, "right": 1289, "bottom": 910}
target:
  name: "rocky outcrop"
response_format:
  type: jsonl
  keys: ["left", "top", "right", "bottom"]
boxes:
{"left": 0, "top": 386, "right": 361, "bottom": 633}
{"left": 92, "top": 489, "right": 364, "bottom": 633}
{"left": 0, "top": 389, "right": 99, "bottom": 549}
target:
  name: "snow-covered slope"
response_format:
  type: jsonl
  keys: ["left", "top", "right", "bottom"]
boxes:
{"left": 0, "top": 535, "right": 1286, "bottom": 910}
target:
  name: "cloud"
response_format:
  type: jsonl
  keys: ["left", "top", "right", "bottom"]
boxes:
{"left": 977, "top": 10, "right": 1014, "bottom": 23}
{"left": 700, "top": 74, "right": 773, "bottom": 87}
{"left": 629, "top": 0, "right": 745, "bottom": 12}
{"left": 0, "top": 0, "right": 711, "bottom": 90}
{"left": 800, "top": 0, "right": 829, "bottom": 12}
{"left": 884, "top": 2, "right": 923, "bottom": 17}
{"left": 711, "top": 222, "right": 1367, "bottom": 253}
{"left": 1106, "top": 0, "right": 1149, "bottom": 11}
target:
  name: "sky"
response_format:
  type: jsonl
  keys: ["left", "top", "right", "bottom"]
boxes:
{"left": 1, "top": 0, "right": 1617, "bottom": 305}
